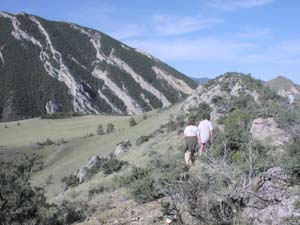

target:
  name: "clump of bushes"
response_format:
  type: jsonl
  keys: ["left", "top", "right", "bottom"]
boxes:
{"left": 37, "top": 138, "right": 55, "bottom": 146}
{"left": 129, "top": 117, "right": 137, "bottom": 127}
{"left": 114, "top": 166, "right": 162, "bottom": 203}
{"left": 282, "top": 142, "right": 300, "bottom": 184}
{"left": 106, "top": 123, "right": 115, "bottom": 133}
{"left": 102, "top": 159, "right": 129, "bottom": 175}
{"left": 97, "top": 124, "right": 105, "bottom": 135}
{"left": 0, "top": 158, "right": 66, "bottom": 225}
{"left": 62, "top": 158, "right": 128, "bottom": 190}
{"left": 61, "top": 174, "right": 79, "bottom": 189}
{"left": 136, "top": 135, "right": 149, "bottom": 146}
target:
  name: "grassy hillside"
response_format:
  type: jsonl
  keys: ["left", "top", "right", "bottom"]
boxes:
{"left": 0, "top": 106, "right": 179, "bottom": 197}
{"left": 2, "top": 73, "right": 300, "bottom": 225}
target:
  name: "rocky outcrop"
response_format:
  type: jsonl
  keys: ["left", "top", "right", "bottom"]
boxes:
{"left": 250, "top": 117, "right": 290, "bottom": 146}
{"left": 45, "top": 100, "right": 63, "bottom": 114}
{"left": 243, "top": 167, "right": 300, "bottom": 225}
{"left": 114, "top": 140, "right": 132, "bottom": 158}
{"left": 180, "top": 74, "right": 260, "bottom": 124}
{"left": 76, "top": 155, "right": 106, "bottom": 183}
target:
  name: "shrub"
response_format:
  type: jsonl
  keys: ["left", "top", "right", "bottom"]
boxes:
{"left": 88, "top": 186, "right": 106, "bottom": 198}
{"left": 37, "top": 138, "right": 55, "bottom": 146}
{"left": 0, "top": 158, "right": 65, "bottom": 225}
{"left": 282, "top": 142, "right": 300, "bottom": 183}
{"left": 102, "top": 159, "right": 128, "bottom": 175}
{"left": 223, "top": 109, "right": 251, "bottom": 151}
{"left": 129, "top": 117, "right": 137, "bottom": 127}
{"left": 142, "top": 113, "right": 148, "bottom": 120}
{"left": 60, "top": 200, "right": 87, "bottom": 224}
{"left": 129, "top": 175, "right": 163, "bottom": 203}
{"left": 188, "top": 102, "right": 212, "bottom": 122}
{"left": 61, "top": 174, "right": 79, "bottom": 190}
{"left": 106, "top": 123, "right": 115, "bottom": 133}
{"left": 136, "top": 135, "right": 149, "bottom": 146}
{"left": 97, "top": 124, "right": 105, "bottom": 135}
{"left": 114, "top": 167, "right": 150, "bottom": 187}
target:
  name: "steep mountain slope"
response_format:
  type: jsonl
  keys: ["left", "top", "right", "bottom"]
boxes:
{"left": 266, "top": 76, "right": 300, "bottom": 97}
{"left": 0, "top": 11, "right": 197, "bottom": 121}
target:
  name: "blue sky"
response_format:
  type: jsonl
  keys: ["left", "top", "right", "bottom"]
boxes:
{"left": 1, "top": 0, "right": 300, "bottom": 83}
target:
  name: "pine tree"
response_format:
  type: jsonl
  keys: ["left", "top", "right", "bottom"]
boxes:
{"left": 106, "top": 123, "right": 115, "bottom": 133}
{"left": 97, "top": 124, "right": 105, "bottom": 135}
{"left": 129, "top": 117, "right": 137, "bottom": 127}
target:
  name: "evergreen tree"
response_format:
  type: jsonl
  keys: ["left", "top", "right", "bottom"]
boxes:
{"left": 97, "top": 124, "right": 105, "bottom": 135}
{"left": 129, "top": 117, "right": 137, "bottom": 127}
{"left": 106, "top": 123, "right": 115, "bottom": 133}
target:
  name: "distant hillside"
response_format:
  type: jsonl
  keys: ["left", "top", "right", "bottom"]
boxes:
{"left": 266, "top": 76, "right": 300, "bottom": 97}
{"left": 0, "top": 11, "right": 197, "bottom": 122}
{"left": 191, "top": 77, "right": 210, "bottom": 84}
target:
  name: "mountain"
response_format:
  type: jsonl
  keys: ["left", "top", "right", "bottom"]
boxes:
{"left": 0, "top": 11, "right": 197, "bottom": 122}
{"left": 190, "top": 77, "right": 210, "bottom": 84}
{"left": 266, "top": 76, "right": 300, "bottom": 98}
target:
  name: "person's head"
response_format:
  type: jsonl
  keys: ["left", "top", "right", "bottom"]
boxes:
{"left": 187, "top": 120, "right": 195, "bottom": 126}
{"left": 187, "top": 116, "right": 195, "bottom": 126}
{"left": 203, "top": 113, "right": 210, "bottom": 121}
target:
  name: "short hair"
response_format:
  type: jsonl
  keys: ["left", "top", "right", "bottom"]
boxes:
{"left": 187, "top": 118, "right": 195, "bottom": 126}
{"left": 203, "top": 113, "right": 210, "bottom": 120}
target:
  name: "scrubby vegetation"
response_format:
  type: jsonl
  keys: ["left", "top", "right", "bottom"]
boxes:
{"left": 106, "top": 123, "right": 115, "bottom": 133}
{"left": 0, "top": 156, "right": 88, "bottom": 225}
{"left": 129, "top": 117, "right": 137, "bottom": 127}
{"left": 96, "top": 124, "right": 105, "bottom": 135}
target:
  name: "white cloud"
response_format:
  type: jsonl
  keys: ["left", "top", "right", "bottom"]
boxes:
{"left": 208, "top": 0, "right": 274, "bottom": 10}
{"left": 152, "top": 15, "right": 222, "bottom": 36}
{"left": 108, "top": 14, "right": 222, "bottom": 40}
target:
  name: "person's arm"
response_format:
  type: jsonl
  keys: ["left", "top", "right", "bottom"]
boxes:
{"left": 210, "top": 129, "right": 214, "bottom": 144}
{"left": 209, "top": 123, "right": 213, "bottom": 143}
{"left": 197, "top": 127, "right": 201, "bottom": 144}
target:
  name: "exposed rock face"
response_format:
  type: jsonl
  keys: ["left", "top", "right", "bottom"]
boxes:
{"left": 266, "top": 76, "right": 300, "bottom": 98}
{"left": 76, "top": 155, "right": 106, "bottom": 183}
{"left": 250, "top": 117, "right": 290, "bottom": 146}
{"left": 114, "top": 140, "right": 132, "bottom": 158}
{"left": 180, "top": 74, "right": 260, "bottom": 124}
{"left": 45, "top": 100, "right": 63, "bottom": 114}
{"left": 243, "top": 167, "right": 300, "bottom": 225}
{"left": 0, "top": 11, "right": 197, "bottom": 121}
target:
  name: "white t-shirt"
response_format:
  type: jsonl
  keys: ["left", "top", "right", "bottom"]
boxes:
{"left": 198, "top": 119, "right": 213, "bottom": 143}
{"left": 184, "top": 125, "right": 199, "bottom": 137}
{"left": 288, "top": 95, "right": 295, "bottom": 104}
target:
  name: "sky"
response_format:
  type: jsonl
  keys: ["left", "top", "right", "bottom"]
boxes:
{"left": 1, "top": 0, "right": 300, "bottom": 83}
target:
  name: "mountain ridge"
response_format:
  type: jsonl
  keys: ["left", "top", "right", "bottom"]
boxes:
{"left": 266, "top": 76, "right": 300, "bottom": 97}
{"left": 0, "top": 11, "right": 197, "bottom": 121}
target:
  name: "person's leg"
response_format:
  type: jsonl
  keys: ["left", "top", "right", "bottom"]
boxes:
{"left": 199, "top": 143, "right": 205, "bottom": 156}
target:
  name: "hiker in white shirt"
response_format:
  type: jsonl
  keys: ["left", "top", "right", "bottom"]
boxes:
{"left": 183, "top": 119, "right": 199, "bottom": 165}
{"left": 198, "top": 114, "right": 213, "bottom": 156}
{"left": 288, "top": 94, "right": 295, "bottom": 104}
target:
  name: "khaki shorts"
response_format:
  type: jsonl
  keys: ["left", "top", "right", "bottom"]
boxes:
{"left": 184, "top": 136, "right": 198, "bottom": 165}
